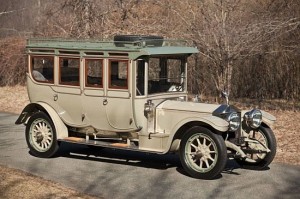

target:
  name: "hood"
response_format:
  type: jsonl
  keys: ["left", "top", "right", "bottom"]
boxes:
{"left": 156, "top": 100, "right": 221, "bottom": 114}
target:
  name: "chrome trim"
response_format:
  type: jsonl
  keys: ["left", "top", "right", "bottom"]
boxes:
{"left": 244, "top": 109, "right": 262, "bottom": 129}
{"left": 226, "top": 112, "right": 240, "bottom": 131}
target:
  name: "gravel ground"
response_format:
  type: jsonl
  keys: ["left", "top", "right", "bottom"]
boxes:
{"left": 0, "top": 86, "right": 299, "bottom": 198}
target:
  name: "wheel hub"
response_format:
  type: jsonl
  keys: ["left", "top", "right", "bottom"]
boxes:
{"left": 195, "top": 145, "right": 211, "bottom": 161}
{"left": 36, "top": 132, "right": 44, "bottom": 143}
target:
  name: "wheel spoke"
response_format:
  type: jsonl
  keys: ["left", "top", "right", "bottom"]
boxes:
{"left": 196, "top": 138, "right": 201, "bottom": 146}
{"left": 204, "top": 160, "right": 210, "bottom": 168}
{"left": 199, "top": 160, "right": 203, "bottom": 169}
{"left": 203, "top": 138, "right": 206, "bottom": 146}
{"left": 208, "top": 156, "right": 215, "bottom": 162}
{"left": 35, "top": 125, "right": 41, "bottom": 132}
{"left": 38, "top": 122, "right": 43, "bottom": 130}
{"left": 47, "top": 137, "right": 52, "bottom": 142}
{"left": 191, "top": 143, "right": 197, "bottom": 150}
{"left": 45, "top": 141, "right": 50, "bottom": 148}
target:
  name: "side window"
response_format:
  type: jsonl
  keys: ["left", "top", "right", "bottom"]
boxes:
{"left": 109, "top": 60, "right": 128, "bottom": 89}
{"left": 31, "top": 56, "right": 54, "bottom": 83}
{"left": 136, "top": 60, "right": 145, "bottom": 96}
{"left": 85, "top": 59, "right": 103, "bottom": 88}
{"left": 59, "top": 57, "right": 80, "bottom": 86}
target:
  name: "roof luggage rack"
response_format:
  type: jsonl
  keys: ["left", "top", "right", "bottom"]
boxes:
{"left": 27, "top": 35, "right": 189, "bottom": 49}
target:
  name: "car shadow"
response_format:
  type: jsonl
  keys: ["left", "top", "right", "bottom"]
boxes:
{"left": 55, "top": 142, "right": 182, "bottom": 170}
{"left": 43, "top": 142, "right": 243, "bottom": 178}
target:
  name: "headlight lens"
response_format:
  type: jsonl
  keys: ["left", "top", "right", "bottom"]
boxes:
{"left": 244, "top": 109, "right": 262, "bottom": 129}
{"left": 226, "top": 112, "right": 240, "bottom": 131}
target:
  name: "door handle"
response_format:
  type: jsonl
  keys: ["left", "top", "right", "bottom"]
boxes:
{"left": 103, "top": 99, "right": 108, "bottom": 105}
{"left": 53, "top": 94, "right": 58, "bottom": 101}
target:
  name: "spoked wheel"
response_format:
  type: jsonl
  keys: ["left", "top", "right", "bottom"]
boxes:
{"left": 236, "top": 126, "right": 276, "bottom": 169}
{"left": 179, "top": 126, "right": 227, "bottom": 179}
{"left": 25, "top": 112, "right": 59, "bottom": 158}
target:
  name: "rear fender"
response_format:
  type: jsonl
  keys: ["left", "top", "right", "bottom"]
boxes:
{"left": 15, "top": 102, "right": 68, "bottom": 139}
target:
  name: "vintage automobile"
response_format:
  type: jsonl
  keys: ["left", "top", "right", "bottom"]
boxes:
{"left": 16, "top": 35, "right": 277, "bottom": 179}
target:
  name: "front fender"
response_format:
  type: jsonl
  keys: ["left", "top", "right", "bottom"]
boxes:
{"left": 173, "top": 116, "right": 229, "bottom": 133}
{"left": 15, "top": 102, "right": 68, "bottom": 139}
{"left": 163, "top": 115, "right": 229, "bottom": 153}
{"left": 261, "top": 110, "right": 276, "bottom": 126}
{"left": 241, "top": 110, "right": 276, "bottom": 127}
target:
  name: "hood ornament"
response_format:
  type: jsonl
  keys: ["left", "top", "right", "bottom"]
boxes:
{"left": 221, "top": 90, "right": 229, "bottom": 105}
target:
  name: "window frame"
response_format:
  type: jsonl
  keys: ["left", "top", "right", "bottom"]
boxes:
{"left": 85, "top": 58, "right": 104, "bottom": 88}
{"left": 147, "top": 56, "right": 186, "bottom": 95}
{"left": 108, "top": 59, "right": 129, "bottom": 90}
{"left": 30, "top": 55, "right": 55, "bottom": 84}
{"left": 59, "top": 56, "right": 81, "bottom": 86}
{"left": 136, "top": 59, "right": 146, "bottom": 96}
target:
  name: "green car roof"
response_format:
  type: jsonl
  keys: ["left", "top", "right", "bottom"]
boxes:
{"left": 26, "top": 38, "right": 199, "bottom": 59}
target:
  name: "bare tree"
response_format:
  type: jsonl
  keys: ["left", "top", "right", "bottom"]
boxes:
{"left": 0, "top": 0, "right": 299, "bottom": 103}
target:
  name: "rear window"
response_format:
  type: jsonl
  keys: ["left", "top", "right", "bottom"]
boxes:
{"left": 31, "top": 56, "right": 54, "bottom": 83}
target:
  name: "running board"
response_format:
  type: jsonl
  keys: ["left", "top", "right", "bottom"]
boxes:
{"left": 59, "top": 137, "right": 162, "bottom": 154}
{"left": 60, "top": 137, "right": 132, "bottom": 148}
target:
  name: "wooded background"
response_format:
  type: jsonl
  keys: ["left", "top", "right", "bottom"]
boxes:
{"left": 0, "top": 0, "right": 299, "bottom": 103}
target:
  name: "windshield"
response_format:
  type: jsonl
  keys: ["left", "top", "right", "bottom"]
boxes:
{"left": 148, "top": 56, "right": 186, "bottom": 95}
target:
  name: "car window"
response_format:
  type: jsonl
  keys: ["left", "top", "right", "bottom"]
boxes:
{"left": 59, "top": 57, "right": 80, "bottom": 86}
{"left": 136, "top": 60, "right": 145, "bottom": 96}
{"left": 31, "top": 56, "right": 54, "bottom": 83}
{"left": 148, "top": 57, "right": 185, "bottom": 94}
{"left": 109, "top": 60, "right": 128, "bottom": 89}
{"left": 85, "top": 59, "right": 103, "bottom": 88}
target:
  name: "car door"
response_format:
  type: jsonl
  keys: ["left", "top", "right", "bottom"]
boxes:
{"left": 51, "top": 56, "right": 86, "bottom": 126}
{"left": 82, "top": 58, "right": 111, "bottom": 130}
{"left": 104, "top": 59, "right": 137, "bottom": 131}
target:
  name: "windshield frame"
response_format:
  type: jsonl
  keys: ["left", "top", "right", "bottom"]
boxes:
{"left": 135, "top": 55, "right": 188, "bottom": 98}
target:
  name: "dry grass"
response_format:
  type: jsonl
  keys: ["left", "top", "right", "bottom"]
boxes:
{"left": 0, "top": 86, "right": 299, "bottom": 198}
{"left": 0, "top": 165, "right": 99, "bottom": 199}
{"left": 0, "top": 85, "right": 29, "bottom": 114}
{"left": 271, "top": 110, "right": 300, "bottom": 165}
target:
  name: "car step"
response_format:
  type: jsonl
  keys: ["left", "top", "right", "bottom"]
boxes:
{"left": 63, "top": 137, "right": 85, "bottom": 142}
{"left": 60, "top": 137, "right": 132, "bottom": 149}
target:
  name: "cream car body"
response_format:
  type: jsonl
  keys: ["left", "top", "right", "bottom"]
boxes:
{"left": 16, "top": 36, "right": 277, "bottom": 179}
